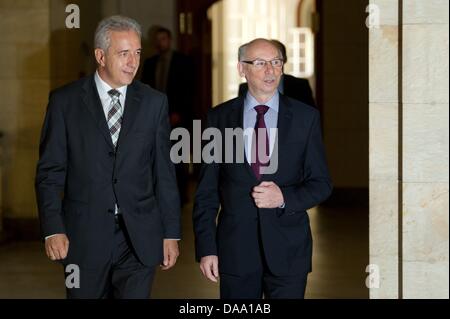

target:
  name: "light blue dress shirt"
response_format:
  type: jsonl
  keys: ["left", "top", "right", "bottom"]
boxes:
{"left": 243, "top": 91, "right": 279, "bottom": 165}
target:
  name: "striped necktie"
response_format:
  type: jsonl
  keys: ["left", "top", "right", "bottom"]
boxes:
{"left": 107, "top": 89, "right": 122, "bottom": 148}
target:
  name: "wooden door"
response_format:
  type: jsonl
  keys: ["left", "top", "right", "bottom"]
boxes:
{"left": 176, "top": 0, "right": 220, "bottom": 121}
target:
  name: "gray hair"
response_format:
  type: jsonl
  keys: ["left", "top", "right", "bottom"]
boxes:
{"left": 238, "top": 38, "right": 282, "bottom": 61}
{"left": 94, "top": 15, "right": 142, "bottom": 51}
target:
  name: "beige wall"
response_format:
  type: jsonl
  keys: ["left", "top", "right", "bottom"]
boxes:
{"left": 49, "top": 0, "right": 101, "bottom": 89}
{"left": 370, "top": 0, "right": 449, "bottom": 298}
{"left": 320, "top": 0, "right": 369, "bottom": 189}
{"left": 0, "top": 0, "right": 51, "bottom": 220}
{"left": 0, "top": 0, "right": 175, "bottom": 222}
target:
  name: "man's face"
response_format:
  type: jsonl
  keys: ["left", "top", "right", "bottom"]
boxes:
{"left": 156, "top": 32, "right": 171, "bottom": 53}
{"left": 238, "top": 40, "right": 283, "bottom": 99}
{"left": 95, "top": 30, "right": 141, "bottom": 88}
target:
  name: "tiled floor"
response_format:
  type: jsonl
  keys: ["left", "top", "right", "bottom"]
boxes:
{"left": 0, "top": 198, "right": 369, "bottom": 299}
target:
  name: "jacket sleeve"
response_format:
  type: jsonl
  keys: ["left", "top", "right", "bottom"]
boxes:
{"left": 281, "top": 109, "right": 332, "bottom": 213}
{"left": 154, "top": 95, "right": 182, "bottom": 239}
{"left": 35, "top": 92, "right": 67, "bottom": 240}
{"left": 192, "top": 109, "right": 221, "bottom": 261}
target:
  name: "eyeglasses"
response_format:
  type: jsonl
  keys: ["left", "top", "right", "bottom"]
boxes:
{"left": 241, "top": 58, "right": 284, "bottom": 69}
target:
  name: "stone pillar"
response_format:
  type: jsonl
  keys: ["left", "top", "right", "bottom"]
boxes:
{"left": 401, "top": 0, "right": 449, "bottom": 299}
{"left": 369, "top": 0, "right": 400, "bottom": 299}
{"left": 369, "top": 0, "right": 449, "bottom": 299}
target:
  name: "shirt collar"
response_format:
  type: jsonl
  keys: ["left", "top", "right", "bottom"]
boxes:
{"left": 244, "top": 90, "right": 279, "bottom": 113}
{"left": 94, "top": 70, "right": 127, "bottom": 100}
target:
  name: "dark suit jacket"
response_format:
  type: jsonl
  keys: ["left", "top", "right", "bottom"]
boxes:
{"left": 193, "top": 94, "right": 332, "bottom": 277}
{"left": 238, "top": 74, "right": 316, "bottom": 107}
{"left": 141, "top": 51, "right": 194, "bottom": 128}
{"left": 35, "top": 75, "right": 181, "bottom": 269}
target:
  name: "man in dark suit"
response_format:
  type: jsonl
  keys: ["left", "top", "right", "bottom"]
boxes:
{"left": 141, "top": 26, "right": 194, "bottom": 205}
{"left": 35, "top": 15, "right": 181, "bottom": 299}
{"left": 193, "top": 38, "right": 332, "bottom": 299}
{"left": 238, "top": 39, "right": 316, "bottom": 107}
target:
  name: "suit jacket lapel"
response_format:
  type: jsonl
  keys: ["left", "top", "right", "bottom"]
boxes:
{"left": 227, "top": 97, "right": 257, "bottom": 182}
{"left": 277, "top": 94, "right": 293, "bottom": 146}
{"left": 229, "top": 95, "right": 293, "bottom": 183}
{"left": 261, "top": 94, "right": 293, "bottom": 183}
{"left": 117, "top": 81, "right": 143, "bottom": 144}
{"left": 82, "top": 75, "right": 115, "bottom": 150}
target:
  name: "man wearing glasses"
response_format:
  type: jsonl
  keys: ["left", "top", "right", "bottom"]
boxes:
{"left": 238, "top": 39, "right": 316, "bottom": 108}
{"left": 193, "top": 38, "right": 332, "bottom": 298}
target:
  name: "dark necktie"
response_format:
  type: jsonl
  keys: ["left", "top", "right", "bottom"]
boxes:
{"left": 251, "top": 105, "right": 270, "bottom": 180}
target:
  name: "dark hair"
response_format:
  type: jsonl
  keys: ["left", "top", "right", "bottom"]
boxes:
{"left": 156, "top": 27, "right": 172, "bottom": 38}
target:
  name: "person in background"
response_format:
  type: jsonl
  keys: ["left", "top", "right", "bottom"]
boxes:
{"left": 141, "top": 26, "right": 194, "bottom": 205}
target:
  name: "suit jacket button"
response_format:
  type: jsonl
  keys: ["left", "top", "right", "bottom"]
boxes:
{"left": 108, "top": 151, "right": 115, "bottom": 157}
{"left": 113, "top": 178, "right": 118, "bottom": 184}
{"left": 108, "top": 209, "right": 114, "bottom": 214}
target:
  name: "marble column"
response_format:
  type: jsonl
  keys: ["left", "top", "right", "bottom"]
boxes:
{"left": 369, "top": 0, "right": 400, "bottom": 299}
{"left": 369, "top": 0, "right": 449, "bottom": 298}
{"left": 401, "top": 0, "right": 449, "bottom": 299}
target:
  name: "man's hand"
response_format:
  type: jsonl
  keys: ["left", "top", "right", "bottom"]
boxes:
{"left": 199, "top": 255, "right": 219, "bottom": 283}
{"left": 251, "top": 181, "right": 284, "bottom": 208}
{"left": 161, "top": 239, "right": 179, "bottom": 270}
{"left": 45, "top": 234, "right": 69, "bottom": 261}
